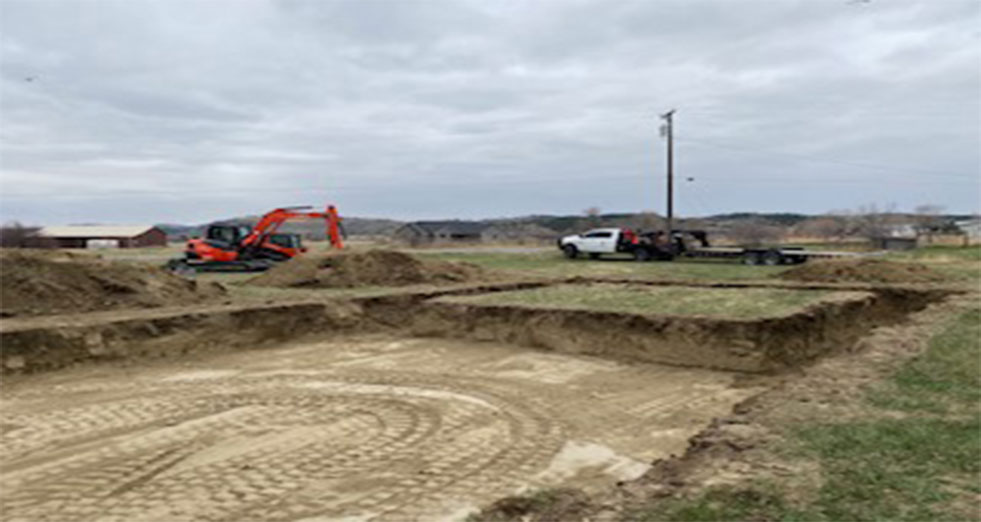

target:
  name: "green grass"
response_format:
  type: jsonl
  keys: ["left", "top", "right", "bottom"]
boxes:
{"left": 792, "top": 416, "right": 979, "bottom": 521}
{"left": 221, "top": 281, "right": 455, "bottom": 302}
{"left": 438, "top": 284, "right": 850, "bottom": 319}
{"left": 869, "top": 308, "right": 981, "bottom": 414}
{"left": 632, "top": 485, "right": 798, "bottom": 522}
{"left": 885, "top": 245, "right": 981, "bottom": 283}
{"left": 892, "top": 244, "right": 981, "bottom": 262}
{"left": 419, "top": 251, "right": 789, "bottom": 281}
{"left": 631, "top": 306, "right": 981, "bottom": 521}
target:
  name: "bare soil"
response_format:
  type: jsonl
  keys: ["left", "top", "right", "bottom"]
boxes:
{"left": 778, "top": 258, "right": 946, "bottom": 284}
{"left": 0, "top": 269, "right": 961, "bottom": 521}
{"left": 0, "top": 336, "right": 759, "bottom": 521}
{"left": 0, "top": 250, "right": 223, "bottom": 318}
{"left": 356, "top": 285, "right": 944, "bottom": 373}
{"left": 246, "top": 249, "right": 485, "bottom": 288}
{"left": 468, "top": 292, "right": 974, "bottom": 522}
{"left": 1, "top": 282, "right": 945, "bottom": 375}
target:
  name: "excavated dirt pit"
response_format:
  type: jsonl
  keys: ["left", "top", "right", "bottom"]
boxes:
{"left": 0, "top": 336, "right": 762, "bottom": 521}
{"left": 0, "top": 281, "right": 952, "bottom": 521}
{"left": 355, "top": 283, "right": 948, "bottom": 373}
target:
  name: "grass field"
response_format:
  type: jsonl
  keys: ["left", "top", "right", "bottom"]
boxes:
{"left": 632, "top": 305, "right": 981, "bottom": 522}
{"left": 438, "top": 284, "right": 850, "bottom": 319}
{"left": 78, "top": 241, "right": 981, "bottom": 286}
{"left": 885, "top": 245, "right": 981, "bottom": 282}
{"left": 419, "top": 250, "right": 790, "bottom": 281}
{"left": 423, "top": 245, "right": 981, "bottom": 284}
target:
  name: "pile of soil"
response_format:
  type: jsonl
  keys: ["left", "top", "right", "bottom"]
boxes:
{"left": 777, "top": 258, "right": 946, "bottom": 284}
{"left": 247, "top": 249, "right": 484, "bottom": 288}
{"left": 0, "top": 250, "right": 223, "bottom": 318}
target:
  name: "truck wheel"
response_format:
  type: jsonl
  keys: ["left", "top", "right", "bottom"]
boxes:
{"left": 633, "top": 248, "right": 651, "bottom": 262}
{"left": 762, "top": 250, "right": 783, "bottom": 266}
{"left": 563, "top": 245, "right": 579, "bottom": 259}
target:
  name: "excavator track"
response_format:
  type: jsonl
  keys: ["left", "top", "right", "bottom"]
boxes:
{"left": 165, "top": 258, "right": 277, "bottom": 274}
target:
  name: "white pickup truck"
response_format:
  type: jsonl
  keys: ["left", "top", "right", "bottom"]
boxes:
{"left": 557, "top": 228, "right": 653, "bottom": 260}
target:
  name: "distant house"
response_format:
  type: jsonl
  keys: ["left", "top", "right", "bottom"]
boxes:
{"left": 884, "top": 223, "right": 918, "bottom": 238}
{"left": 872, "top": 237, "right": 918, "bottom": 251}
{"left": 392, "top": 221, "right": 488, "bottom": 245}
{"left": 955, "top": 219, "right": 981, "bottom": 240}
{"left": 31, "top": 225, "right": 167, "bottom": 249}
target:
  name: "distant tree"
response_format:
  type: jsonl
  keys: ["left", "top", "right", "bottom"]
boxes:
{"left": 582, "top": 207, "right": 602, "bottom": 228}
{"left": 795, "top": 216, "right": 850, "bottom": 242}
{"left": 679, "top": 217, "right": 709, "bottom": 231}
{"left": 0, "top": 221, "right": 40, "bottom": 248}
{"left": 914, "top": 204, "right": 946, "bottom": 243}
{"left": 726, "top": 219, "right": 785, "bottom": 246}
{"left": 622, "top": 211, "right": 664, "bottom": 232}
{"left": 852, "top": 203, "right": 899, "bottom": 242}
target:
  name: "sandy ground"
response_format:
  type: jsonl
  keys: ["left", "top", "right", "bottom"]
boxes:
{"left": 0, "top": 336, "right": 759, "bottom": 521}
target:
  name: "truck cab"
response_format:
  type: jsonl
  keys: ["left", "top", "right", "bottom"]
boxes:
{"left": 558, "top": 228, "right": 634, "bottom": 259}
{"left": 559, "top": 227, "right": 708, "bottom": 261}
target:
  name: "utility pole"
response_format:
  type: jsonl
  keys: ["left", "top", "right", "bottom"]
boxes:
{"left": 660, "top": 109, "right": 675, "bottom": 236}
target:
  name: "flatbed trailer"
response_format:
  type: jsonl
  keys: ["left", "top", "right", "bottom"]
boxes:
{"left": 558, "top": 227, "right": 861, "bottom": 265}
{"left": 682, "top": 246, "right": 860, "bottom": 265}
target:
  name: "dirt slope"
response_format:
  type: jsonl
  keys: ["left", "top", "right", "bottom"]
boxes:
{"left": 777, "top": 258, "right": 945, "bottom": 284}
{"left": 0, "top": 249, "right": 222, "bottom": 317}
{"left": 247, "top": 249, "right": 484, "bottom": 288}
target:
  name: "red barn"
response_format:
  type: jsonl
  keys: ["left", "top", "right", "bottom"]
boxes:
{"left": 34, "top": 225, "right": 167, "bottom": 249}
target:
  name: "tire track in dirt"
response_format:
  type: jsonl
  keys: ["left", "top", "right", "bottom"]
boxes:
{"left": 1, "top": 336, "right": 758, "bottom": 521}
{"left": 1, "top": 372, "right": 564, "bottom": 521}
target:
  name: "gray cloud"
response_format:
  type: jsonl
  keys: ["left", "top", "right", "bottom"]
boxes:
{"left": 1, "top": 0, "right": 978, "bottom": 225}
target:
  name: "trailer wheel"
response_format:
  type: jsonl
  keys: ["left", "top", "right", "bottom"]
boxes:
{"left": 563, "top": 245, "right": 579, "bottom": 259}
{"left": 742, "top": 252, "right": 761, "bottom": 265}
{"left": 633, "top": 248, "right": 651, "bottom": 262}
{"left": 761, "top": 250, "right": 784, "bottom": 266}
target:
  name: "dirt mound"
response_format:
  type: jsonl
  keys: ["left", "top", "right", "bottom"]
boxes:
{"left": 778, "top": 258, "right": 946, "bottom": 284}
{"left": 247, "top": 250, "right": 484, "bottom": 288}
{"left": 0, "top": 249, "right": 223, "bottom": 317}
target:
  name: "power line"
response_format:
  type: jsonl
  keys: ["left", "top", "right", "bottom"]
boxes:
{"left": 689, "top": 177, "right": 972, "bottom": 186}
{"left": 1, "top": 168, "right": 976, "bottom": 202}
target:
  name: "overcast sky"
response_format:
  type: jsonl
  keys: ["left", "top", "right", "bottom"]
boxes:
{"left": 1, "top": 0, "right": 978, "bottom": 225}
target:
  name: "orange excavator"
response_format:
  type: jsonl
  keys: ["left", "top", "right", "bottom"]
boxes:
{"left": 167, "top": 205, "right": 344, "bottom": 273}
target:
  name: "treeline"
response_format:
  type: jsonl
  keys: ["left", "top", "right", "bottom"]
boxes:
{"left": 4, "top": 208, "right": 971, "bottom": 245}
{"left": 157, "top": 209, "right": 974, "bottom": 241}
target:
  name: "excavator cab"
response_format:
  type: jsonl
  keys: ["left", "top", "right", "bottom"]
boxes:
{"left": 204, "top": 224, "right": 251, "bottom": 249}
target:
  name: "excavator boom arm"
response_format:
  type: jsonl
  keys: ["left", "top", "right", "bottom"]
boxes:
{"left": 241, "top": 205, "right": 344, "bottom": 250}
